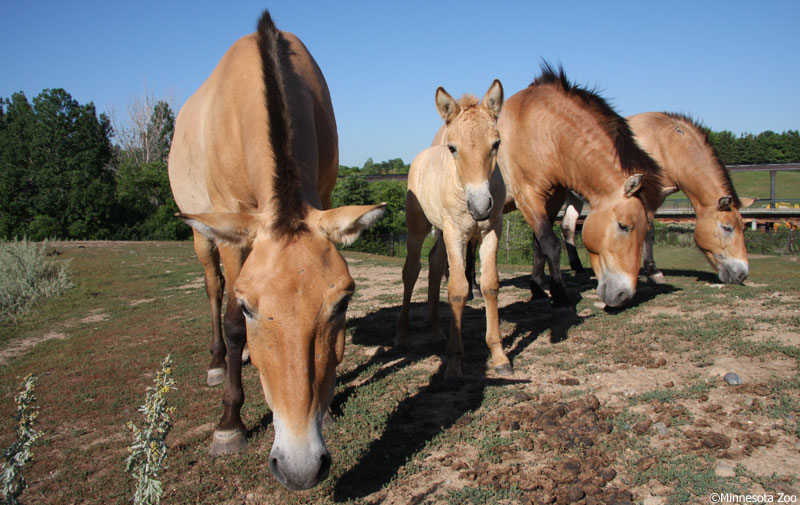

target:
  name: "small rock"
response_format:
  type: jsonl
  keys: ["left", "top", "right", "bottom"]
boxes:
{"left": 451, "top": 460, "right": 468, "bottom": 471}
{"left": 714, "top": 462, "right": 736, "bottom": 477}
{"left": 653, "top": 422, "right": 669, "bottom": 435}
{"left": 724, "top": 372, "right": 742, "bottom": 386}
{"left": 557, "top": 485, "right": 585, "bottom": 504}
{"left": 558, "top": 377, "right": 580, "bottom": 386}
{"left": 663, "top": 381, "right": 674, "bottom": 388}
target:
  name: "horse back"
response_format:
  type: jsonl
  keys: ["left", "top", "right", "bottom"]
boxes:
{"left": 168, "top": 31, "right": 338, "bottom": 215}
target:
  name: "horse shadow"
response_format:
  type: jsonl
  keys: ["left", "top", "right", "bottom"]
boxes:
{"left": 332, "top": 285, "right": 586, "bottom": 501}
{"left": 659, "top": 268, "right": 720, "bottom": 284}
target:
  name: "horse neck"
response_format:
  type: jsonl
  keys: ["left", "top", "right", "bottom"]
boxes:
{"left": 558, "top": 146, "right": 626, "bottom": 206}
{"left": 657, "top": 144, "right": 728, "bottom": 213}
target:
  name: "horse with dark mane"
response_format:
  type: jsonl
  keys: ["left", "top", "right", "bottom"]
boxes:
{"left": 497, "top": 63, "right": 664, "bottom": 308}
{"left": 560, "top": 112, "right": 754, "bottom": 284}
{"left": 168, "top": 11, "right": 384, "bottom": 490}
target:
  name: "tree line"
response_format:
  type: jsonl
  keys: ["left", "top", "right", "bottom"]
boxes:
{"left": 0, "top": 87, "right": 798, "bottom": 241}
{"left": 0, "top": 88, "right": 187, "bottom": 241}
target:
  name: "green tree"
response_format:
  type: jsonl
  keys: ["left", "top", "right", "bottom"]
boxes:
{"left": 0, "top": 89, "right": 114, "bottom": 240}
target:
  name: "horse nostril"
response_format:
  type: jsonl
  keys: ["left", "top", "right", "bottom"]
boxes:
{"left": 270, "top": 456, "right": 283, "bottom": 481}
{"left": 316, "top": 452, "right": 332, "bottom": 482}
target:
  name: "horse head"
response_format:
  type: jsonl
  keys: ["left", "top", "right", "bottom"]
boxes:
{"left": 694, "top": 196, "right": 754, "bottom": 284}
{"left": 581, "top": 174, "right": 650, "bottom": 307}
{"left": 179, "top": 202, "right": 385, "bottom": 490}
{"left": 436, "top": 80, "right": 503, "bottom": 221}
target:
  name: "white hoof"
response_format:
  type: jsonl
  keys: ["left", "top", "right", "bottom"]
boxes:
{"left": 209, "top": 428, "right": 247, "bottom": 455}
{"left": 207, "top": 368, "right": 225, "bottom": 387}
{"left": 241, "top": 346, "right": 250, "bottom": 364}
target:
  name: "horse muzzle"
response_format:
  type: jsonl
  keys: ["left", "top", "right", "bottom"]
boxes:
{"left": 465, "top": 182, "right": 493, "bottom": 222}
{"left": 269, "top": 415, "right": 331, "bottom": 491}
{"left": 597, "top": 273, "right": 635, "bottom": 308}
{"left": 717, "top": 258, "right": 748, "bottom": 285}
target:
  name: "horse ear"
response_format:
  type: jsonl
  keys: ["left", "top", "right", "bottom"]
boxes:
{"left": 738, "top": 197, "right": 757, "bottom": 208}
{"left": 313, "top": 203, "right": 387, "bottom": 245}
{"left": 435, "top": 87, "right": 460, "bottom": 124}
{"left": 177, "top": 212, "right": 259, "bottom": 246}
{"left": 481, "top": 79, "right": 504, "bottom": 117}
{"left": 718, "top": 196, "right": 733, "bottom": 211}
{"left": 623, "top": 174, "right": 643, "bottom": 198}
{"left": 661, "top": 186, "right": 680, "bottom": 198}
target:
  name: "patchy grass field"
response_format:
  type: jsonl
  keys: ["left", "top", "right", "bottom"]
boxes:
{"left": 1, "top": 241, "right": 798, "bottom": 505}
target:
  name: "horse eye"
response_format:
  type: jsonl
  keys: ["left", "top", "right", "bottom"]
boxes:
{"left": 447, "top": 144, "right": 457, "bottom": 155}
{"left": 331, "top": 296, "right": 351, "bottom": 320}
{"left": 721, "top": 224, "right": 733, "bottom": 233}
{"left": 491, "top": 139, "right": 501, "bottom": 151}
{"left": 618, "top": 222, "right": 630, "bottom": 233}
{"left": 239, "top": 300, "right": 255, "bottom": 320}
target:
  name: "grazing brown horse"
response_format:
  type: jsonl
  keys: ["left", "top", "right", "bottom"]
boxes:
{"left": 560, "top": 112, "right": 755, "bottom": 284}
{"left": 396, "top": 81, "right": 511, "bottom": 383}
{"left": 497, "top": 64, "right": 663, "bottom": 308}
{"left": 168, "top": 12, "right": 385, "bottom": 490}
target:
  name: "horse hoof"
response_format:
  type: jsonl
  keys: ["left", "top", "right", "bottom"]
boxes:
{"left": 241, "top": 347, "right": 251, "bottom": 363}
{"left": 207, "top": 368, "right": 225, "bottom": 387}
{"left": 648, "top": 272, "right": 667, "bottom": 284}
{"left": 444, "top": 376, "right": 465, "bottom": 389}
{"left": 393, "top": 342, "right": 411, "bottom": 354}
{"left": 209, "top": 428, "right": 247, "bottom": 455}
{"left": 494, "top": 363, "right": 514, "bottom": 376}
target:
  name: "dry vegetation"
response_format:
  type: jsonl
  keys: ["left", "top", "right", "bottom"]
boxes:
{"left": 0, "top": 241, "right": 798, "bottom": 504}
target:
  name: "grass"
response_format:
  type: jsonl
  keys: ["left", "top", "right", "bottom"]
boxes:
{"left": 0, "top": 240, "right": 798, "bottom": 504}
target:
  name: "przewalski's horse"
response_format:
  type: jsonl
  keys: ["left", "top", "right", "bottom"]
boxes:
{"left": 560, "top": 112, "right": 755, "bottom": 284}
{"left": 497, "top": 64, "right": 664, "bottom": 308}
{"left": 168, "top": 12, "right": 385, "bottom": 490}
{"left": 396, "top": 81, "right": 512, "bottom": 383}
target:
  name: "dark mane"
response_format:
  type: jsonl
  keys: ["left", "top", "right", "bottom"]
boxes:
{"left": 531, "top": 62, "right": 664, "bottom": 211}
{"left": 663, "top": 112, "right": 741, "bottom": 208}
{"left": 256, "top": 10, "right": 308, "bottom": 237}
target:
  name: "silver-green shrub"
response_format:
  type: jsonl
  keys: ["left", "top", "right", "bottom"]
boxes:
{"left": 1, "top": 374, "right": 42, "bottom": 505}
{"left": 0, "top": 239, "right": 72, "bottom": 323}
{"left": 126, "top": 356, "right": 176, "bottom": 505}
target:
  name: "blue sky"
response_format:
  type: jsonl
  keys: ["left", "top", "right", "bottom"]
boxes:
{"left": 2, "top": 1, "right": 798, "bottom": 167}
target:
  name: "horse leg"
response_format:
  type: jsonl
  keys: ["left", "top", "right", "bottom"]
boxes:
{"left": 642, "top": 221, "right": 665, "bottom": 284}
{"left": 396, "top": 192, "right": 430, "bottom": 348}
{"left": 534, "top": 221, "right": 573, "bottom": 309}
{"left": 529, "top": 233, "right": 549, "bottom": 300}
{"left": 442, "top": 227, "right": 468, "bottom": 385}
{"left": 192, "top": 231, "right": 227, "bottom": 387}
{"left": 426, "top": 229, "right": 448, "bottom": 342}
{"left": 210, "top": 244, "right": 250, "bottom": 455}
{"left": 562, "top": 196, "right": 585, "bottom": 274}
{"left": 465, "top": 238, "right": 481, "bottom": 300}
{"left": 479, "top": 224, "right": 512, "bottom": 376}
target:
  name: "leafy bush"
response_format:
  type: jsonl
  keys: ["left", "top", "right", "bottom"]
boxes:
{"left": 126, "top": 355, "right": 177, "bottom": 505}
{"left": 0, "top": 239, "right": 72, "bottom": 323}
{"left": 1, "top": 374, "right": 42, "bottom": 505}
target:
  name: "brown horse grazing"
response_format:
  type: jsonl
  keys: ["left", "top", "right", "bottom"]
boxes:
{"left": 497, "top": 64, "right": 664, "bottom": 308}
{"left": 168, "top": 12, "right": 385, "bottom": 490}
{"left": 396, "top": 81, "right": 511, "bottom": 382}
{"left": 560, "top": 112, "right": 756, "bottom": 285}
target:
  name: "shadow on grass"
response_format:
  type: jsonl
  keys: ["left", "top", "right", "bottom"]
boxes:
{"left": 332, "top": 290, "right": 583, "bottom": 501}
{"left": 659, "top": 268, "right": 721, "bottom": 284}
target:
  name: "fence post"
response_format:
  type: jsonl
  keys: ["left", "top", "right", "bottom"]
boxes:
{"left": 770, "top": 170, "right": 776, "bottom": 209}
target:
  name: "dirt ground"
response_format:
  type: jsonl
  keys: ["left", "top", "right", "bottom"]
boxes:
{"left": 1, "top": 242, "right": 798, "bottom": 505}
